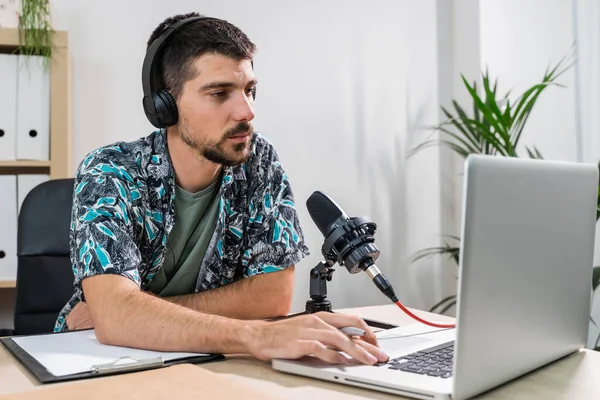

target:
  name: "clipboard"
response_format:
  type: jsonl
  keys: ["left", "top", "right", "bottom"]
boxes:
{"left": 0, "top": 329, "right": 224, "bottom": 384}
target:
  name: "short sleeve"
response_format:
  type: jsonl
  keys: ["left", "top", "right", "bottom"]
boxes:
{"left": 241, "top": 142, "right": 310, "bottom": 277}
{"left": 70, "top": 165, "right": 143, "bottom": 290}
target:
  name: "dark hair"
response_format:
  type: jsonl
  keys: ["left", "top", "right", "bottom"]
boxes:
{"left": 147, "top": 12, "right": 256, "bottom": 101}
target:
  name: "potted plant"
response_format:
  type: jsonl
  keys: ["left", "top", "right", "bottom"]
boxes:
{"left": 17, "top": 0, "right": 53, "bottom": 66}
{"left": 407, "top": 51, "right": 580, "bottom": 315}
{"left": 590, "top": 263, "right": 600, "bottom": 350}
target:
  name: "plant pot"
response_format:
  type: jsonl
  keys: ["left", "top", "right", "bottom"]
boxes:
{"left": 0, "top": 0, "right": 20, "bottom": 28}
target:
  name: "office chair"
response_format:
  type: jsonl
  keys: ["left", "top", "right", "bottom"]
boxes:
{"left": 13, "top": 178, "right": 75, "bottom": 335}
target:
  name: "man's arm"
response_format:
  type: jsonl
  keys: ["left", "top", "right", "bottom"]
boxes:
{"left": 84, "top": 273, "right": 388, "bottom": 367}
{"left": 159, "top": 265, "right": 295, "bottom": 319}
{"left": 84, "top": 274, "right": 254, "bottom": 353}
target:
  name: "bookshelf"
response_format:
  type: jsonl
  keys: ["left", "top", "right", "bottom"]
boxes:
{"left": 0, "top": 28, "right": 72, "bottom": 180}
{"left": 0, "top": 28, "right": 72, "bottom": 289}
{"left": 0, "top": 280, "right": 15, "bottom": 289}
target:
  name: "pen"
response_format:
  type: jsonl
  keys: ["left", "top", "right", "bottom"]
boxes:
{"left": 339, "top": 326, "right": 366, "bottom": 336}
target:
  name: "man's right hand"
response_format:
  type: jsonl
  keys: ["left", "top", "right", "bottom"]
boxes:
{"left": 247, "top": 312, "right": 390, "bottom": 365}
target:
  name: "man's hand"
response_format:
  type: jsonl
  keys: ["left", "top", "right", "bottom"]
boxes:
{"left": 66, "top": 301, "right": 94, "bottom": 330}
{"left": 247, "top": 312, "right": 389, "bottom": 365}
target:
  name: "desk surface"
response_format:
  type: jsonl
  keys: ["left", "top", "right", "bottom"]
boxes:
{"left": 1, "top": 304, "right": 599, "bottom": 399}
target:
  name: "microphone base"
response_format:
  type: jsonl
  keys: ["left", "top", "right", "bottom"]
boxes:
{"left": 305, "top": 299, "right": 332, "bottom": 313}
{"left": 278, "top": 261, "right": 399, "bottom": 330}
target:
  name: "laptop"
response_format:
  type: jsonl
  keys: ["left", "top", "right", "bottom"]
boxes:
{"left": 272, "top": 154, "right": 598, "bottom": 400}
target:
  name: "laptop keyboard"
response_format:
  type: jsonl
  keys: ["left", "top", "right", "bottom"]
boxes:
{"left": 376, "top": 341, "right": 454, "bottom": 378}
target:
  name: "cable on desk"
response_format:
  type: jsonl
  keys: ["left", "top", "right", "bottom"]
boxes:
{"left": 394, "top": 301, "right": 456, "bottom": 329}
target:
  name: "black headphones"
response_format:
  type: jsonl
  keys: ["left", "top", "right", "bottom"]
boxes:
{"left": 141, "top": 16, "right": 217, "bottom": 129}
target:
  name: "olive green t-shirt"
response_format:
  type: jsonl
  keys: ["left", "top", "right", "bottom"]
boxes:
{"left": 146, "top": 179, "right": 220, "bottom": 296}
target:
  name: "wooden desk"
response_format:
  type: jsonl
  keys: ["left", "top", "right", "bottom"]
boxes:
{"left": 1, "top": 304, "right": 599, "bottom": 399}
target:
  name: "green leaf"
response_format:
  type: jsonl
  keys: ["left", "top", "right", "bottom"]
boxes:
{"left": 462, "top": 119, "right": 509, "bottom": 156}
{"left": 438, "top": 300, "right": 457, "bottom": 315}
{"left": 593, "top": 266, "right": 600, "bottom": 291}
{"left": 481, "top": 73, "right": 514, "bottom": 155}
{"left": 409, "top": 245, "right": 460, "bottom": 265}
{"left": 407, "top": 139, "right": 472, "bottom": 159}
{"left": 409, "top": 236, "right": 461, "bottom": 265}
{"left": 512, "top": 84, "right": 547, "bottom": 124}
{"left": 525, "top": 146, "right": 544, "bottom": 160}
{"left": 447, "top": 101, "right": 484, "bottom": 151}
{"left": 510, "top": 53, "right": 576, "bottom": 147}
{"left": 461, "top": 75, "right": 511, "bottom": 156}
{"left": 407, "top": 140, "right": 451, "bottom": 157}
{"left": 525, "top": 147, "right": 536, "bottom": 158}
{"left": 436, "top": 107, "right": 510, "bottom": 156}
{"left": 503, "top": 99, "right": 513, "bottom": 128}
{"left": 18, "top": 0, "right": 54, "bottom": 68}
{"left": 440, "top": 106, "right": 482, "bottom": 152}
{"left": 596, "top": 180, "right": 600, "bottom": 221}
{"left": 429, "top": 295, "right": 457, "bottom": 313}
{"left": 436, "top": 127, "right": 481, "bottom": 155}
{"left": 472, "top": 80, "right": 481, "bottom": 124}
{"left": 511, "top": 83, "right": 553, "bottom": 146}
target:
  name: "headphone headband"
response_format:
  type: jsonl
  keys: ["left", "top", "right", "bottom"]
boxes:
{"left": 141, "top": 16, "right": 218, "bottom": 128}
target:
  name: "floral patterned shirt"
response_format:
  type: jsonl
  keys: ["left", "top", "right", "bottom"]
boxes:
{"left": 54, "top": 130, "right": 309, "bottom": 332}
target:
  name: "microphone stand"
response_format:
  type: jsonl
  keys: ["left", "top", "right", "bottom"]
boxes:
{"left": 285, "top": 260, "right": 398, "bottom": 330}
{"left": 305, "top": 260, "right": 335, "bottom": 313}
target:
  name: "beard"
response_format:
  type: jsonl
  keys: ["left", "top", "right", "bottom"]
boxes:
{"left": 179, "top": 120, "right": 253, "bottom": 167}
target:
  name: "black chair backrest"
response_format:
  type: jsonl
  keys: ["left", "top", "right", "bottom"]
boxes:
{"left": 15, "top": 178, "right": 75, "bottom": 335}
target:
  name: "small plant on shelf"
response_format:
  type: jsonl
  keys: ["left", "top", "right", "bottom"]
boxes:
{"left": 17, "top": 0, "right": 53, "bottom": 65}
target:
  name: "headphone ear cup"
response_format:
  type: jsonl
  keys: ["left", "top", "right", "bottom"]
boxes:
{"left": 153, "top": 89, "right": 179, "bottom": 128}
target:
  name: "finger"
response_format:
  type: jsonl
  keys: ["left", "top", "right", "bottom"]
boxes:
{"left": 355, "top": 338, "right": 389, "bottom": 363}
{"left": 299, "top": 340, "right": 348, "bottom": 365}
{"left": 307, "top": 329, "right": 378, "bottom": 365}
{"left": 340, "top": 318, "right": 379, "bottom": 347}
{"left": 315, "top": 312, "right": 379, "bottom": 347}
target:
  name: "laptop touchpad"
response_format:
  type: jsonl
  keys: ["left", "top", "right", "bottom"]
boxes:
{"left": 378, "top": 336, "right": 432, "bottom": 353}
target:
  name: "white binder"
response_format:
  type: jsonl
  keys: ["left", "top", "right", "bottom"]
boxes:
{"left": 17, "top": 174, "right": 49, "bottom": 215}
{"left": 0, "top": 175, "right": 18, "bottom": 280}
{"left": 16, "top": 55, "right": 50, "bottom": 161}
{"left": 0, "top": 54, "right": 18, "bottom": 160}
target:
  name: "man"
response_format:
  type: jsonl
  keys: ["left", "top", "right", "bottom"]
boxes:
{"left": 54, "top": 12, "right": 389, "bottom": 366}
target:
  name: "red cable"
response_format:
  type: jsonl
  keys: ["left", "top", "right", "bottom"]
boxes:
{"left": 395, "top": 301, "right": 456, "bottom": 329}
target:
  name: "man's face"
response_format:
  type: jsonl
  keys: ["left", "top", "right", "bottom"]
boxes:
{"left": 175, "top": 53, "right": 256, "bottom": 166}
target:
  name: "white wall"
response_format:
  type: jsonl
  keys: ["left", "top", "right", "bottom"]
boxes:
{"left": 575, "top": 0, "right": 600, "bottom": 166}
{"left": 572, "top": 0, "right": 600, "bottom": 349}
{"left": 479, "top": 0, "right": 578, "bottom": 162}
{"left": 45, "top": 0, "right": 459, "bottom": 315}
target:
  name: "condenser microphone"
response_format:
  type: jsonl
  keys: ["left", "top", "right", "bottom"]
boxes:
{"left": 306, "top": 191, "right": 398, "bottom": 302}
